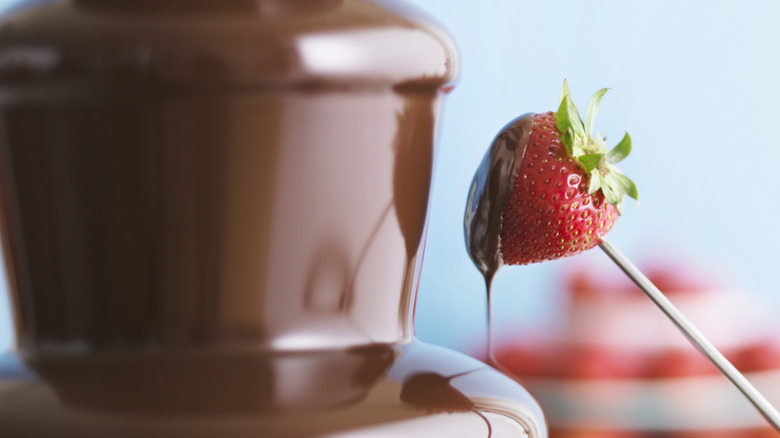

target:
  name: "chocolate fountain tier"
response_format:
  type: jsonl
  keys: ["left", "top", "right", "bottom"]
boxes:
{"left": 0, "top": 0, "right": 456, "bottom": 353}
{"left": 0, "top": 0, "right": 547, "bottom": 436}
{"left": 0, "top": 0, "right": 457, "bottom": 91}
{"left": 0, "top": 341, "right": 545, "bottom": 437}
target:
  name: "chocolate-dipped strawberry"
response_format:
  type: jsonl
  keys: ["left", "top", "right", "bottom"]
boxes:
{"left": 465, "top": 82, "right": 780, "bottom": 431}
{"left": 464, "top": 81, "right": 637, "bottom": 284}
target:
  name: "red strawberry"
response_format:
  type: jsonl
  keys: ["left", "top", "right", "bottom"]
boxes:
{"left": 500, "top": 81, "right": 637, "bottom": 265}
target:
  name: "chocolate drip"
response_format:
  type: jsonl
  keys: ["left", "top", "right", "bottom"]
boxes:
{"left": 463, "top": 114, "right": 534, "bottom": 288}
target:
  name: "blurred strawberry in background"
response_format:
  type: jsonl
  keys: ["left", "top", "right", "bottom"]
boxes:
{"left": 493, "top": 253, "right": 780, "bottom": 438}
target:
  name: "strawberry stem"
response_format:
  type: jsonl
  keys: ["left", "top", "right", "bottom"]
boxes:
{"left": 555, "top": 81, "right": 638, "bottom": 213}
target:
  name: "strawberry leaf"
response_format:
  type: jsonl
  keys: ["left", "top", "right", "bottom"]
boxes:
{"left": 561, "top": 129, "right": 575, "bottom": 156}
{"left": 559, "top": 79, "right": 571, "bottom": 105}
{"left": 584, "top": 88, "right": 608, "bottom": 137}
{"left": 577, "top": 153, "right": 604, "bottom": 172}
{"left": 557, "top": 97, "right": 581, "bottom": 137}
{"left": 588, "top": 171, "right": 603, "bottom": 194}
{"left": 613, "top": 171, "right": 639, "bottom": 200}
{"left": 606, "top": 132, "right": 632, "bottom": 164}
{"left": 601, "top": 178, "right": 623, "bottom": 212}
{"left": 555, "top": 81, "right": 638, "bottom": 214}
{"left": 557, "top": 82, "right": 586, "bottom": 141}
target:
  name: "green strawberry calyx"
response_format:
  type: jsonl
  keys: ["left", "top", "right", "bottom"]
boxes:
{"left": 556, "top": 80, "right": 638, "bottom": 214}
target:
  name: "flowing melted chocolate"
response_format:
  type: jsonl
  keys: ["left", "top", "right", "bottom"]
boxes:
{"left": 0, "top": 0, "right": 454, "bottom": 353}
{"left": 0, "top": 341, "right": 547, "bottom": 437}
{"left": 400, "top": 370, "right": 493, "bottom": 438}
{"left": 0, "top": 0, "right": 551, "bottom": 436}
{"left": 400, "top": 370, "right": 475, "bottom": 411}
{"left": 463, "top": 114, "right": 534, "bottom": 289}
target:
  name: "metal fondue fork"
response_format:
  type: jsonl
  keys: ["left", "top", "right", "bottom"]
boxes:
{"left": 599, "top": 238, "right": 780, "bottom": 432}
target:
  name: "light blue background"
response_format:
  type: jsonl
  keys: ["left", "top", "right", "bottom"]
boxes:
{"left": 1, "top": 0, "right": 780, "bottom": 356}
{"left": 410, "top": 0, "right": 780, "bottom": 356}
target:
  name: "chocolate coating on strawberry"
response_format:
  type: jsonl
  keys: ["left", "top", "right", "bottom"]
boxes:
{"left": 464, "top": 114, "right": 534, "bottom": 284}
{"left": 464, "top": 81, "right": 637, "bottom": 282}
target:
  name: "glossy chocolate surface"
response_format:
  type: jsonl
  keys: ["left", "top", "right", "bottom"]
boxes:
{"left": 0, "top": 0, "right": 455, "bottom": 353}
{"left": 0, "top": 0, "right": 546, "bottom": 436}
{"left": 464, "top": 114, "right": 534, "bottom": 287}
{"left": 0, "top": 341, "right": 545, "bottom": 437}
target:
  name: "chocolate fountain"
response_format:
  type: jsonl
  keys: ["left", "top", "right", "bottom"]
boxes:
{"left": 0, "top": 0, "right": 546, "bottom": 436}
